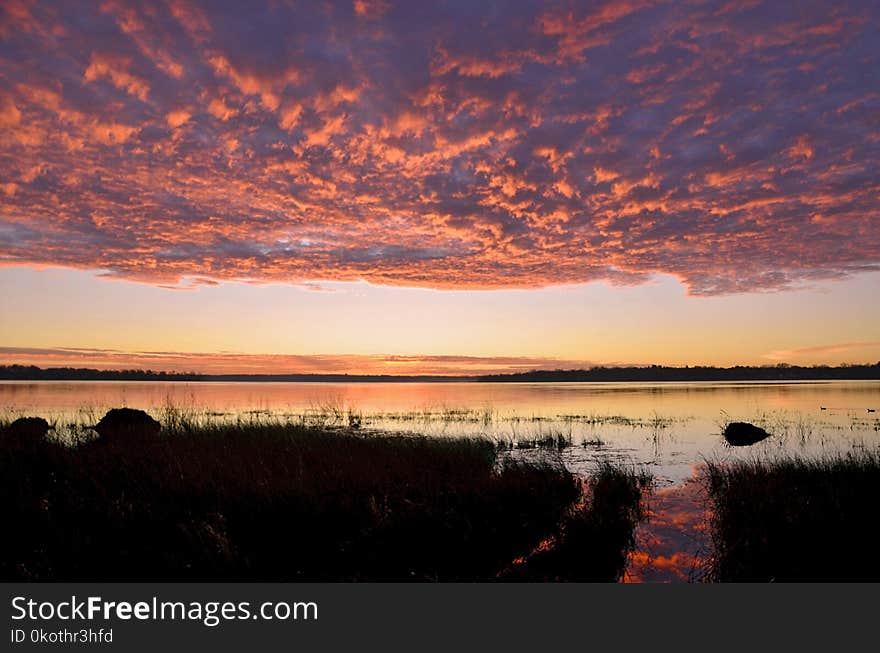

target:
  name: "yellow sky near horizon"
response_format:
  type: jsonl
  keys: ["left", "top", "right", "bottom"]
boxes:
{"left": 2, "top": 267, "right": 878, "bottom": 375}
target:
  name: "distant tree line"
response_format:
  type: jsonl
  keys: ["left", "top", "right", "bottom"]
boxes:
{"left": 1, "top": 363, "right": 879, "bottom": 383}
{"left": 0, "top": 365, "right": 205, "bottom": 381}
{"left": 477, "top": 363, "right": 880, "bottom": 383}
{"left": 0, "top": 365, "right": 456, "bottom": 382}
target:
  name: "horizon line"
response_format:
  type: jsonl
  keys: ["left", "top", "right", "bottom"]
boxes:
{"left": 2, "top": 362, "right": 879, "bottom": 383}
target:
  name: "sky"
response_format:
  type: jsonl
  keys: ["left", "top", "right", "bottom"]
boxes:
{"left": 0, "top": 0, "right": 878, "bottom": 375}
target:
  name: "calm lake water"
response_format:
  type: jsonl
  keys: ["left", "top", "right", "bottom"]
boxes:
{"left": 2, "top": 380, "right": 878, "bottom": 485}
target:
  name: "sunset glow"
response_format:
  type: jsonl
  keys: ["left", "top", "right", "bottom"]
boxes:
{"left": 1, "top": 1, "right": 878, "bottom": 374}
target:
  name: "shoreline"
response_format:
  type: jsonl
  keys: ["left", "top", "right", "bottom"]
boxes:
{"left": 0, "top": 363, "right": 880, "bottom": 385}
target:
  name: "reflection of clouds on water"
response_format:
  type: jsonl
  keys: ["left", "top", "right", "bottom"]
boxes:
{"left": 4, "top": 381, "right": 878, "bottom": 583}
{"left": 623, "top": 470, "right": 712, "bottom": 583}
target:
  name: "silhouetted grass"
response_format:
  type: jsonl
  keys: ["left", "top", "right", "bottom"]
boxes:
{"left": 499, "top": 462, "right": 652, "bottom": 581}
{"left": 704, "top": 451, "right": 880, "bottom": 581}
{"left": 1, "top": 414, "right": 649, "bottom": 581}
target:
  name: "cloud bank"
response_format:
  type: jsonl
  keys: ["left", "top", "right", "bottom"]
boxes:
{"left": 0, "top": 0, "right": 878, "bottom": 295}
{"left": 0, "top": 346, "right": 596, "bottom": 375}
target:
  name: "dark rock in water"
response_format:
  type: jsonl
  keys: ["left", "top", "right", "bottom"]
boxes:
{"left": 723, "top": 421, "right": 771, "bottom": 447}
{"left": 2, "top": 417, "right": 50, "bottom": 445}
{"left": 93, "top": 408, "right": 161, "bottom": 440}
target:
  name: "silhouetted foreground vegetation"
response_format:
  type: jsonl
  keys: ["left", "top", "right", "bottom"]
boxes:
{"left": 705, "top": 452, "right": 880, "bottom": 581}
{"left": 2, "top": 362, "right": 879, "bottom": 382}
{"left": 0, "top": 415, "right": 649, "bottom": 581}
{"left": 500, "top": 463, "right": 651, "bottom": 581}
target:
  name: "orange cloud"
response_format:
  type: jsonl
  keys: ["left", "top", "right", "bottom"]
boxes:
{"left": 0, "top": 0, "right": 877, "bottom": 297}
{"left": 84, "top": 52, "right": 150, "bottom": 101}
{"left": 763, "top": 341, "right": 880, "bottom": 361}
{"left": 165, "top": 109, "right": 191, "bottom": 129}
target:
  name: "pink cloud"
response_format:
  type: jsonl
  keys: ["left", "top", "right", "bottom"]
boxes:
{"left": 0, "top": 346, "right": 597, "bottom": 376}
{"left": 0, "top": 1, "right": 877, "bottom": 296}
{"left": 763, "top": 341, "right": 880, "bottom": 361}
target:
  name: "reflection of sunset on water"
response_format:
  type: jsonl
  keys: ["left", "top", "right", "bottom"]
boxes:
{"left": 2, "top": 380, "right": 877, "bottom": 486}
{"left": 623, "top": 468, "right": 712, "bottom": 583}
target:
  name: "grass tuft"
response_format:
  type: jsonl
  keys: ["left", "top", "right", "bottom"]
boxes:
{"left": 704, "top": 450, "right": 880, "bottom": 581}
{"left": 499, "top": 462, "right": 652, "bottom": 581}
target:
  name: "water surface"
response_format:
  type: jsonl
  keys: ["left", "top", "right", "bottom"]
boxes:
{"left": 3, "top": 380, "right": 878, "bottom": 485}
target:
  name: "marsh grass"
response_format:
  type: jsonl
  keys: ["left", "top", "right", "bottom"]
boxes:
{"left": 1, "top": 410, "right": 650, "bottom": 582}
{"left": 499, "top": 462, "right": 652, "bottom": 581}
{"left": 6, "top": 405, "right": 690, "bottom": 455}
{"left": 704, "top": 450, "right": 880, "bottom": 581}
{"left": 713, "top": 408, "right": 862, "bottom": 447}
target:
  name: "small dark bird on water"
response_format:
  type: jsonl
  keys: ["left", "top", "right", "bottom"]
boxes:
{"left": 820, "top": 406, "right": 827, "bottom": 410}
{"left": 869, "top": 408, "right": 877, "bottom": 413}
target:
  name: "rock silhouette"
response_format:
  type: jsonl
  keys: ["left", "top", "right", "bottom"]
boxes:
{"left": 2, "top": 417, "right": 50, "bottom": 446}
{"left": 723, "top": 421, "right": 771, "bottom": 447}
{"left": 93, "top": 408, "right": 161, "bottom": 441}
